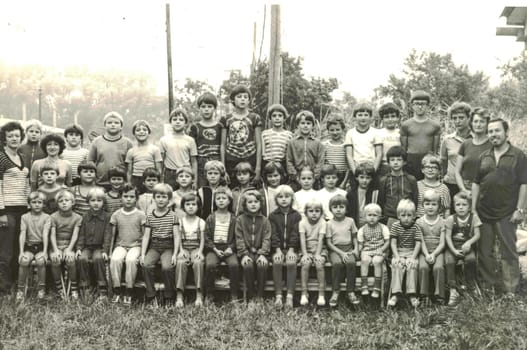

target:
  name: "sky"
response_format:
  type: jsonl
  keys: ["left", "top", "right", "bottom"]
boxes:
{"left": 0, "top": 1, "right": 524, "bottom": 99}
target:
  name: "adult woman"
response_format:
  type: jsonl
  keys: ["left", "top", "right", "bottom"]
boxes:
{"left": 30, "top": 133, "right": 72, "bottom": 190}
{"left": 0, "top": 121, "right": 30, "bottom": 293}
{"left": 455, "top": 107, "right": 492, "bottom": 193}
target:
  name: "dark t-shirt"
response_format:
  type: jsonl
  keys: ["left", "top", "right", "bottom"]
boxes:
{"left": 400, "top": 118, "right": 441, "bottom": 154}
{"left": 188, "top": 121, "right": 224, "bottom": 159}
{"left": 458, "top": 139, "right": 492, "bottom": 183}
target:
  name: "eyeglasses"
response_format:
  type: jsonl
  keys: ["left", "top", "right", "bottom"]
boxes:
{"left": 412, "top": 102, "right": 428, "bottom": 107}
{"left": 423, "top": 165, "right": 439, "bottom": 170}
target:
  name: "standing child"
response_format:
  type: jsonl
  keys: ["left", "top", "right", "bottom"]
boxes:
{"left": 231, "top": 162, "right": 256, "bottom": 216}
{"left": 416, "top": 154, "right": 451, "bottom": 218}
{"left": 204, "top": 187, "right": 240, "bottom": 301}
{"left": 323, "top": 116, "right": 349, "bottom": 188}
{"left": 286, "top": 110, "right": 325, "bottom": 189}
{"left": 269, "top": 185, "right": 301, "bottom": 308}
{"left": 260, "top": 161, "right": 286, "bottom": 216}
{"left": 416, "top": 190, "right": 446, "bottom": 304}
{"left": 171, "top": 167, "right": 196, "bottom": 219}
{"left": 16, "top": 191, "right": 51, "bottom": 301}
{"left": 175, "top": 193, "right": 206, "bottom": 307}
{"left": 189, "top": 92, "right": 225, "bottom": 187}
{"left": 261, "top": 104, "right": 293, "bottom": 171}
{"left": 109, "top": 184, "right": 146, "bottom": 305}
{"left": 71, "top": 160, "right": 102, "bottom": 217}
{"left": 326, "top": 195, "right": 360, "bottom": 307}
{"left": 140, "top": 184, "right": 178, "bottom": 306}
{"left": 445, "top": 192, "right": 481, "bottom": 306}
{"left": 299, "top": 199, "right": 327, "bottom": 306}
{"left": 19, "top": 119, "right": 46, "bottom": 172}
{"left": 75, "top": 188, "right": 112, "bottom": 300}
{"left": 221, "top": 85, "right": 262, "bottom": 186}
{"left": 38, "top": 163, "right": 65, "bottom": 215}
{"left": 105, "top": 166, "right": 126, "bottom": 214}
{"left": 293, "top": 166, "right": 318, "bottom": 215}
{"left": 317, "top": 164, "right": 347, "bottom": 220}
{"left": 125, "top": 120, "right": 162, "bottom": 193}
{"left": 62, "top": 124, "right": 89, "bottom": 186}
{"left": 346, "top": 162, "right": 378, "bottom": 228}
{"left": 377, "top": 102, "right": 401, "bottom": 177}
{"left": 88, "top": 111, "right": 133, "bottom": 189}
{"left": 357, "top": 204, "right": 390, "bottom": 299}
{"left": 387, "top": 200, "right": 422, "bottom": 307}
{"left": 198, "top": 160, "right": 228, "bottom": 220}
{"left": 136, "top": 167, "right": 161, "bottom": 216}
{"left": 49, "top": 190, "right": 82, "bottom": 300}
{"left": 235, "top": 190, "right": 271, "bottom": 301}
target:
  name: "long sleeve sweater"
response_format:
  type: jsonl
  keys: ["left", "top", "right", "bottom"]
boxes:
{"left": 235, "top": 213, "right": 271, "bottom": 258}
{"left": 286, "top": 135, "right": 325, "bottom": 179}
{"left": 269, "top": 208, "right": 301, "bottom": 251}
{"left": 378, "top": 172, "right": 418, "bottom": 219}
{"left": 204, "top": 212, "right": 237, "bottom": 252}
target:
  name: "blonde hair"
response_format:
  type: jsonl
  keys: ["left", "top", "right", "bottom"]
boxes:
{"left": 422, "top": 189, "right": 440, "bottom": 204}
{"left": 55, "top": 189, "right": 75, "bottom": 204}
{"left": 27, "top": 191, "right": 46, "bottom": 204}
{"left": 364, "top": 203, "right": 382, "bottom": 216}
{"left": 274, "top": 185, "right": 295, "bottom": 207}
{"left": 152, "top": 183, "right": 174, "bottom": 200}
{"left": 304, "top": 198, "right": 323, "bottom": 216}
{"left": 86, "top": 187, "right": 106, "bottom": 202}
{"left": 396, "top": 199, "right": 415, "bottom": 216}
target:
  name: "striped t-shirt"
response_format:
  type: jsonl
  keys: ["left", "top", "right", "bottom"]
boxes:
{"left": 322, "top": 140, "right": 348, "bottom": 173}
{"left": 105, "top": 192, "right": 122, "bottom": 214}
{"left": 61, "top": 148, "right": 89, "bottom": 179}
{"left": 261, "top": 129, "right": 293, "bottom": 162}
{"left": 390, "top": 221, "right": 423, "bottom": 250}
{"left": 71, "top": 185, "right": 94, "bottom": 217}
{"left": 0, "top": 151, "right": 30, "bottom": 212}
{"left": 416, "top": 181, "right": 451, "bottom": 218}
{"left": 146, "top": 209, "right": 177, "bottom": 250}
{"left": 213, "top": 219, "right": 230, "bottom": 244}
{"left": 357, "top": 223, "right": 390, "bottom": 255}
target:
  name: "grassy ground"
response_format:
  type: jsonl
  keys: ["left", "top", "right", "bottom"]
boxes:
{"left": 1, "top": 291, "right": 526, "bottom": 350}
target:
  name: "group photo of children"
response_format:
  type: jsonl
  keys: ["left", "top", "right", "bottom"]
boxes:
{"left": 0, "top": 84, "right": 526, "bottom": 311}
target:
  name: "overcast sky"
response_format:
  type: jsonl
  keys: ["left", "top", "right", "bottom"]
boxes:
{"left": 0, "top": 1, "right": 523, "bottom": 99}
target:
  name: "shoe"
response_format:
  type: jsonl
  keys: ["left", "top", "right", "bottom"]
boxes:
{"left": 123, "top": 295, "right": 132, "bottom": 306}
{"left": 147, "top": 297, "right": 158, "bottom": 308}
{"left": 96, "top": 294, "right": 108, "bottom": 303}
{"left": 37, "top": 290, "right": 46, "bottom": 300}
{"left": 275, "top": 295, "right": 283, "bottom": 307}
{"left": 448, "top": 289, "right": 460, "bottom": 306}
{"left": 348, "top": 292, "right": 360, "bottom": 305}
{"left": 300, "top": 294, "right": 309, "bottom": 306}
{"left": 329, "top": 293, "right": 339, "bottom": 307}
{"left": 285, "top": 295, "right": 293, "bottom": 308}
{"left": 71, "top": 290, "right": 79, "bottom": 301}
{"left": 16, "top": 291, "right": 24, "bottom": 302}
{"left": 111, "top": 294, "right": 120, "bottom": 303}
{"left": 371, "top": 290, "right": 380, "bottom": 299}
{"left": 175, "top": 298, "right": 184, "bottom": 308}
{"left": 387, "top": 295, "right": 398, "bottom": 307}
{"left": 195, "top": 296, "right": 203, "bottom": 307}
{"left": 361, "top": 288, "right": 370, "bottom": 296}
{"left": 317, "top": 295, "right": 326, "bottom": 306}
{"left": 410, "top": 296, "right": 420, "bottom": 307}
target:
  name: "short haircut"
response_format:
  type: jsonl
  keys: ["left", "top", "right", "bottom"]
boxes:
{"left": 448, "top": 102, "right": 471, "bottom": 118}
{"left": 234, "top": 162, "right": 254, "bottom": 176}
{"left": 421, "top": 153, "right": 442, "bottom": 174}
{"left": 453, "top": 191, "right": 472, "bottom": 206}
{"left": 214, "top": 186, "right": 233, "bottom": 203}
{"left": 422, "top": 189, "right": 441, "bottom": 204}
{"left": 175, "top": 166, "right": 194, "bottom": 179}
{"left": 0, "top": 121, "right": 25, "bottom": 145}
{"left": 120, "top": 183, "right": 138, "bottom": 198}
{"left": 132, "top": 119, "right": 152, "bottom": 134}
{"left": 108, "top": 166, "right": 127, "bottom": 180}
{"left": 410, "top": 90, "right": 431, "bottom": 104}
{"left": 229, "top": 84, "right": 252, "bottom": 102}
{"left": 197, "top": 92, "right": 218, "bottom": 108}
{"left": 78, "top": 160, "right": 97, "bottom": 174}
{"left": 204, "top": 160, "right": 226, "bottom": 176}
{"left": 40, "top": 162, "right": 59, "bottom": 175}
{"left": 386, "top": 146, "right": 407, "bottom": 162}
{"left": 321, "top": 164, "right": 338, "bottom": 178}
{"left": 304, "top": 198, "right": 323, "bottom": 216}
{"left": 298, "top": 166, "right": 314, "bottom": 178}
{"left": 63, "top": 124, "right": 84, "bottom": 141}
{"left": 352, "top": 103, "right": 373, "bottom": 117}
{"left": 152, "top": 183, "right": 174, "bottom": 200}
{"left": 355, "top": 161, "right": 375, "bottom": 178}
{"left": 40, "top": 133, "right": 66, "bottom": 156}
{"left": 143, "top": 167, "right": 161, "bottom": 181}
{"left": 468, "top": 107, "right": 490, "bottom": 133}
{"left": 55, "top": 189, "right": 75, "bottom": 203}
{"left": 329, "top": 194, "right": 347, "bottom": 209}
{"left": 180, "top": 192, "right": 202, "bottom": 212}
{"left": 364, "top": 203, "right": 382, "bottom": 216}
{"left": 274, "top": 185, "right": 295, "bottom": 206}
{"left": 488, "top": 118, "right": 509, "bottom": 133}
{"left": 295, "top": 110, "right": 316, "bottom": 126}
{"left": 169, "top": 108, "right": 189, "bottom": 124}
{"left": 378, "top": 102, "right": 401, "bottom": 118}
{"left": 103, "top": 111, "right": 124, "bottom": 126}
{"left": 396, "top": 199, "right": 416, "bottom": 216}
{"left": 266, "top": 104, "right": 289, "bottom": 119}
{"left": 326, "top": 115, "right": 346, "bottom": 130}
{"left": 262, "top": 161, "right": 285, "bottom": 184}
{"left": 241, "top": 189, "right": 263, "bottom": 214}
{"left": 86, "top": 187, "right": 106, "bottom": 202}
{"left": 27, "top": 191, "right": 46, "bottom": 203}
{"left": 25, "top": 119, "right": 43, "bottom": 132}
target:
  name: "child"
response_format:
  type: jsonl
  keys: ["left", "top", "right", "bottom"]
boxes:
{"left": 260, "top": 161, "right": 286, "bottom": 216}
{"left": 377, "top": 102, "right": 401, "bottom": 177}
{"left": 38, "top": 163, "right": 65, "bottom": 215}
{"left": 49, "top": 189, "right": 82, "bottom": 300}
{"left": 416, "top": 190, "right": 446, "bottom": 303}
{"left": 140, "top": 183, "right": 178, "bottom": 306}
{"left": 189, "top": 92, "right": 225, "bottom": 187}
{"left": 416, "top": 154, "right": 451, "bottom": 218}
{"left": 19, "top": 119, "right": 45, "bottom": 173}
{"left": 400, "top": 91, "right": 441, "bottom": 180}
{"left": 105, "top": 166, "right": 127, "bottom": 214}
{"left": 75, "top": 187, "right": 112, "bottom": 299}
{"left": 286, "top": 110, "right": 325, "bottom": 189}
{"left": 344, "top": 103, "right": 383, "bottom": 176}
{"left": 387, "top": 199, "right": 422, "bottom": 307}
{"left": 299, "top": 199, "right": 327, "bottom": 306}
{"left": 125, "top": 120, "right": 162, "bottom": 193}
{"left": 109, "top": 184, "right": 146, "bottom": 305}
{"left": 357, "top": 203, "right": 390, "bottom": 298}
{"left": 346, "top": 162, "right": 378, "bottom": 228}
{"left": 62, "top": 124, "right": 89, "bottom": 186}
{"left": 221, "top": 85, "right": 262, "bottom": 186}
{"left": 322, "top": 116, "right": 348, "bottom": 188}
{"left": 198, "top": 160, "right": 228, "bottom": 220}
{"left": 378, "top": 146, "right": 418, "bottom": 228}
{"left": 235, "top": 190, "right": 271, "bottom": 301}
{"left": 16, "top": 191, "right": 51, "bottom": 301}
{"left": 269, "top": 185, "right": 301, "bottom": 307}
{"left": 231, "top": 162, "right": 257, "bottom": 216}
{"left": 261, "top": 104, "right": 293, "bottom": 171}
{"left": 160, "top": 108, "right": 198, "bottom": 191}
{"left": 71, "top": 160, "right": 102, "bottom": 217}
{"left": 204, "top": 187, "right": 240, "bottom": 301}
{"left": 136, "top": 167, "right": 161, "bottom": 216}
{"left": 88, "top": 111, "right": 133, "bottom": 189}
{"left": 171, "top": 167, "right": 196, "bottom": 219}
{"left": 317, "top": 164, "right": 347, "bottom": 220}
{"left": 175, "top": 193, "right": 206, "bottom": 307}
{"left": 326, "top": 195, "right": 359, "bottom": 307}
{"left": 445, "top": 192, "right": 481, "bottom": 306}
{"left": 293, "top": 166, "right": 318, "bottom": 215}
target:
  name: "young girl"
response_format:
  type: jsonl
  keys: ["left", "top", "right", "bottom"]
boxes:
{"left": 260, "top": 161, "right": 286, "bottom": 216}
{"left": 19, "top": 119, "right": 45, "bottom": 171}
{"left": 16, "top": 191, "right": 51, "bottom": 301}
{"left": 299, "top": 199, "right": 327, "bottom": 306}
{"left": 62, "top": 124, "right": 89, "bottom": 186}
{"left": 198, "top": 160, "right": 228, "bottom": 220}
{"left": 109, "top": 184, "right": 146, "bottom": 305}
{"left": 416, "top": 190, "right": 446, "bottom": 303}
{"left": 322, "top": 116, "right": 348, "bottom": 188}
{"left": 231, "top": 162, "right": 256, "bottom": 216}
{"left": 176, "top": 193, "right": 206, "bottom": 307}
{"left": 136, "top": 167, "right": 161, "bottom": 215}
{"left": 50, "top": 189, "right": 82, "bottom": 300}
{"left": 235, "top": 190, "right": 271, "bottom": 301}
{"left": 445, "top": 192, "right": 481, "bottom": 306}
{"left": 357, "top": 203, "right": 390, "bottom": 299}
{"left": 71, "top": 160, "right": 101, "bottom": 217}
{"left": 416, "top": 154, "right": 451, "bottom": 218}
{"left": 326, "top": 195, "right": 359, "bottom": 307}
{"left": 346, "top": 162, "right": 378, "bottom": 228}
{"left": 269, "top": 185, "right": 301, "bottom": 307}
{"left": 204, "top": 187, "right": 240, "bottom": 301}
{"left": 172, "top": 167, "right": 196, "bottom": 219}
{"left": 293, "top": 166, "right": 317, "bottom": 215}
{"left": 261, "top": 104, "right": 293, "bottom": 171}
{"left": 105, "top": 166, "right": 126, "bottom": 214}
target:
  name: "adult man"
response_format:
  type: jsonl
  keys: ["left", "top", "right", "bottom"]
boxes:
{"left": 472, "top": 118, "right": 527, "bottom": 294}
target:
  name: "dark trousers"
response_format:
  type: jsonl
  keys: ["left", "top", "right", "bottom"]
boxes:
{"left": 405, "top": 153, "right": 426, "bottom": 181}
{"left": 143, "top": 248, "right": 175, "bottom": 298}
{"left": 445, "top": 250, "right": 476, "bottom": 289}
{"left": 78, "top": 247, "right": 107, "bottom": 288}
{"left": 241, "top": 253, "right": 267, "bottom": 299}
{"left": 205, "top": 251, "right": 240, "bottom": 298}
{"left": 329, "top": 245, "right": 356, "bottom": 292}
{"left": 0, "top": 208, "right": 26, "bottom": 292}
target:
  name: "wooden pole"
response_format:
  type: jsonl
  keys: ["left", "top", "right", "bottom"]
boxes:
{"left": 268, "top": 4, "right": 282, "bottom": 115}
{"left": 251, "top": 22, "right": 257, "bottom": 74}
{"left": 166, "top": 3, "right": 174, "bottom": 114}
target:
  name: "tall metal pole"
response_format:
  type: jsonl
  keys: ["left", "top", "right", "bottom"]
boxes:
{"left": 38, "top": 87, "right": 42, "bottom": 121}
{"left": 268, "top": 5, "right": 281, "bottom": 118}
{"left": 166, "top": 3, "right": 174, "bottom": 114}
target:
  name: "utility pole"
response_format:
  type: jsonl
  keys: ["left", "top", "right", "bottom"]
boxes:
{"left": 166, "top": 3, "right": 174, "bottom": 114}
{"left": 268, "top": 4, "right": 282, "bottom": 128}
{"left": 38, "top": 87, "right": 42, "bottom": 121}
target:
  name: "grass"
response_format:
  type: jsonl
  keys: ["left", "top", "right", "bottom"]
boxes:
{"left": 1, "top": 291, "right": 527, "bottom": 349}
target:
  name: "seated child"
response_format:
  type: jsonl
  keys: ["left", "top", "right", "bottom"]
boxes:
{"left": 105, "top": 166, "right": 127, "bottom": 214}
{"left": 231, "top": 162, "right": 257, "bottom": 216}
{"left": 71, "top": 160, "right": 102, "bottom": 217}
{"left": 317, "top": 164, "right": 347, "bottom": 220}
{"left": 38, "top": 163, "right": 65, "bottom": 215}
{"left": 416, "top": 154, "right": 451, "bottom": 218}
{"left": 198, "top": 160, "right": 228, "bottom": 220}
{"left": 346, "top": 162, "right": 378, "bottom": 228}
{"left": 293, "top": 166, "right": 317, "bottom": 215}
{"left": 136, "top": 167, "right": 161, "bottom": 215}
{"left": 172, "top": 167, "right": 196, "bottom": 219}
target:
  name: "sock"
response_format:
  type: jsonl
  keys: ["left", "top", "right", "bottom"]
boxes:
{"left": 361, "top": 277, "right": 368, "bottom": 290}
{"left": 374, "top": 277, "right": 381, "bottom": 291}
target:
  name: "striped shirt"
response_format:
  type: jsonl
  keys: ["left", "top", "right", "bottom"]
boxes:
{"left": 213, "top": 219, "right": 230, "bottom": 244}
{"left": 261, "top": 129, "right": 293, "bottom": 162}
{"left": 416, "top": 181, "right": 451, "bottom": 218}
{"left": 0, "top": 151, "right": 30, "bottom": 213}
{"left": 416, "top": 216, "right": 445, "bottom": 251}
{"left": 146, "top": 209, "right": 177, "bottom": 250}
{"left": 357, "top": 223, "right": 390, "bottom": 255}
{"left": 322, "top": 140, "right": 348, "bottom": 173}
{"left": 105, "top": 192, "right": 123, "bottom": 214}
{"left": 61, "top": 148, "right": 89, "bottom": 179}
{"left": 390, "top": 221, "right": 423, "bottom": 250}
{"left": 71, "top": 185, "right": 93, "bottom": 217}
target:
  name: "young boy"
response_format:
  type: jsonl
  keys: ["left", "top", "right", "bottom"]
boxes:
{"left": 136, "top": 167, "right": 161, "bottom": 215}
{"left": 400, "top": 91, "right": 441, "bottom": 180}
{"left": 140, "top": 183, "right": 178, "bottom": 306}
{"left": 261, "top": 104, "right": 293, "bottom": 171}
{"left": 171, "top": 167, "right": 195, "bottom": 219}
{"left": 19, "top": 119, "right": 46, "bottom": 171}
{"left": 231, "top": 162, "right": 257, "bottom": 216}
{"left": 38, "top": 163, "right": 64, "bottom": 215}
{"left": 105, "top": 166, "right": 127, "bottom": 214}
{"left": 317, "top": 164, "right": 347, "bottom": 220}
{"left": 125, "top": 120, "right": 162, "bottom": 193}
{"left": 323, "top": 116, "right": 348, "bottom": 188}
{"left": 76, "top": 187, "right": 112, "bottom": 300}
{"left": 344, "top": 103, "right": 383, "bottom": 177}
{"left": 286, "top": 110, "right": 325, "bottom": 190}
{"left": 377, "top": 102, "right": 401, "bottom": 177}
{"left": 346, "top": 162, "right": 378, "bottom": 228}
{"left": 71, "top": 160, "right": 102, "bottom": 217}
{"left": 416, "top": 154, "right": 451, "bottom": 218}
{"left": 88, "top": 112, "right": 133, "bottom": 189}
{"left": 378, "top": 146, "right": 418, "bottom": 228}
{"left": 189, "top": 92, "right": 225, "bottom": 187}
{"left": 293, "top": 166, "right": 318, "bottom": 215}
{"left": 388, "top": 199, "right": 422, "bottom": 307}
{"left": 160, "top": 108, "right": 198, "bottom": 191}
{"left": 62, "top": 124, "right": 89, "bottom": 186}
{"left": 221, "top": 85, "right": 262, "bottom": 186}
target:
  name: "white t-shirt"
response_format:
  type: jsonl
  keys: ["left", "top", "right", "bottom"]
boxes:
{"left": 344, "top": 127, "right": 382, "bottom": 165}
{"left": 316, "top": 187, "right": 347, "bottom": 220}
{"left": 377, "top": 128, "right": 401, "bottom": 162}
{"left": 294, "top": 189, "right": 318, "bottom": 215}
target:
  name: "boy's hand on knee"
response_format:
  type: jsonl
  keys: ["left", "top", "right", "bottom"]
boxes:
{"left": 454, "top": 249, "right": 464, "bottom": 258}
{"left": 273, "top": 250, "right": 284, "bottom": 263}
{"left": 408, "top": 258, "right": 418, "bottom": 269}
{"left": 18, "top": 253, "right": 27, "bottom": 264}
{"left": 139, "top": 255, "right": 145, "bottom": 266}
{"left": 214, "top": 248, "right": 225, "bottom": 258}
{"left": 425, "top": 254, "right": 435, "bottom": 264}
{"left": 194, "top": 252, "right": 204, "bottom": 261}
{"left": 241, "top": 256, "right": 253, "bottom": 266}
{"left": 286, "top": 251, "right": 297, "bottom": 262}
{"left": 300, "top": 255, "right": 312, "bottom": 265}
{"left": 461, "top": 243, "right": 471, "bottom": 255}
{"left": 75, "top": 250, "right": 82, "bottom": 259}
{"left": 256, "top": 255, "right": 268, "bottom": 267}
{"left": 64, "top": 251, "right": 75, "bottom": 263}
{"left": 314, "top": 255, "right": 324, "bottom": 265}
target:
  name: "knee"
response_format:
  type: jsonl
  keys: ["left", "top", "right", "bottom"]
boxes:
{"left": 35, "top": 257, "right": 46, "bottom": 267}
{"left": 79, "top": 255, "right": 89, "bottom": 264}
{"left": 19, "top": 257, "right": 31, "bottom": 267}
{"left": 433, "top": 265, "right": 444, "bottom": 273}
{"left": 419, "top": 265, "right": 429, "bottom": 273}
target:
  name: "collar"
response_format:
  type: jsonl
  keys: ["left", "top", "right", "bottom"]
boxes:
{"left": 295, "top": 134, "right": 315, "bottom": 140}
{"left": 354, "top": 127, "right": 370, "bottom": 134}
{"left": 102, "top": 134, "right": 123, "bottom": 142}
{"left": 483, "top": 142, "right": 515, "bottom": 158}
{"left": 87, "top": 210, "right": 106, "bottom": 221}
{"left": 446, "top": 132, "right": 469, "bottom": 143}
